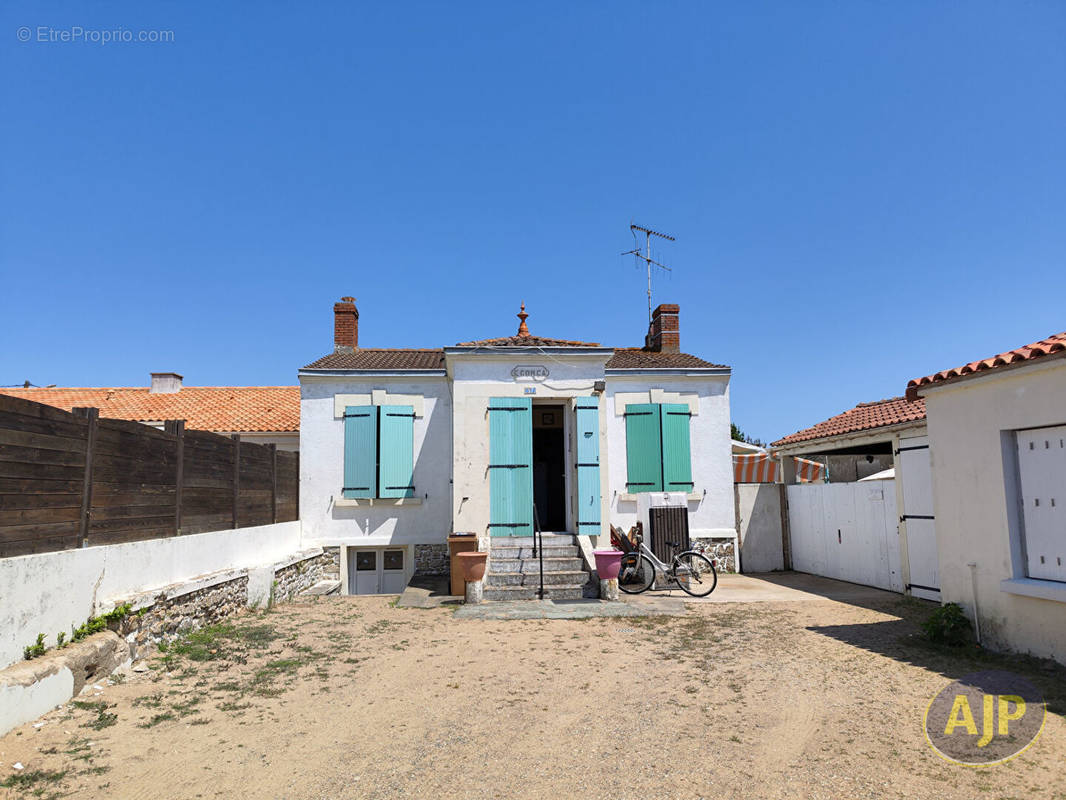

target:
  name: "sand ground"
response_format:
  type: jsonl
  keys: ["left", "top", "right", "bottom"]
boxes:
{"left": 1, "top": 577, "right": 1063, "bottom": 800}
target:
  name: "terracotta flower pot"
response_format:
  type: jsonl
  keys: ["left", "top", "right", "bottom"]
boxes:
{"left": 593, "top": 549, "right": 623, "bottom": 581}
{"left": 456, "top": 551, "right": 488, "bottom": 582}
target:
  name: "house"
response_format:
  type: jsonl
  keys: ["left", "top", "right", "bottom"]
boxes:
{"left": 298, "top": 297, "right": 736, "bottom": 596}
{"left": 907, "top": 331, "right": 1066, "bottom": 663}
{"left": 766, "top": 395, "right": 939, "bottom": 599}
{"left": 0, "top": 375, "right": 299, "bottom": 450}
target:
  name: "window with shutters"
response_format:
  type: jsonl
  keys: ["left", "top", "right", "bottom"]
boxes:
{"left": 1015, "top": 425, "right": 1066, "bottom": 583}
{"left": 342, "top": 405, "right": 416, "bottom": 499}
{"left": 624, "top": 403, "right": 693, "bottom": 494}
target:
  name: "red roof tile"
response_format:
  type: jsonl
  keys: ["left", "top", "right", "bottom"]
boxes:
{"left": 0, "top": 387, "right": 299, "bottom": 433}
{"left": 773, "top": 396, "right": 926, "bottom": 447}
{"left": 605, "top": 348, "right": 728, "bottom": 370}
{"left": 302, "top": 349, "right": 445, "bottom": 371}
{"left": 906, "top": 332, "right": 1066, "bottom": 400}
{"left": 455, "top": 335, "right": 602, "bottom": 347}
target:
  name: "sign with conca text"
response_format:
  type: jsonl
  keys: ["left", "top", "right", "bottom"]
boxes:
{"left": 511, "top": 365, "right": 549, "bottom": 381}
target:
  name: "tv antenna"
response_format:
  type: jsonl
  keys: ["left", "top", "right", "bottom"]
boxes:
{"left": 622, "top": 224, "right": 676, "bottom": 322}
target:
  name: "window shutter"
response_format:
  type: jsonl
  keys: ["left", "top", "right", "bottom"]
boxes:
{"left": 488, "top": 397, "right": 533, "bottom": 536}
{"left": 661, "top": 403, "right": 693, "bottom": 491}
{"left": 343, "top": 406, "right": 377, "bottom": 498}
{"left": 574, "top": 397, "right": 601, "bottom": 533}
{"left": 625, "top": 403, "right": 663, "bottom": 493}
{"left": 378, "top": 405, "right": 415, "bottom": 498}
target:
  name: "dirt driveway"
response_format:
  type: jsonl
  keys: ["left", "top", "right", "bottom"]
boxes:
{"left": 1, "top": 575, "right": 1063, "bottom": 800}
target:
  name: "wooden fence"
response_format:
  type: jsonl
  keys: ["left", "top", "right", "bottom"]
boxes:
{"left": 0, "top": 394, "right": 299, "bottom": 557}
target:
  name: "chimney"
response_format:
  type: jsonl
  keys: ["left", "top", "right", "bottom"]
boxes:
{"left": 333, "top": 296, "right": 359, "bottom": 352}
{"left": 646, "top": 303, "right": 680, "bottom": 353}
{"left": 150, "top": 372, "right": 183, "bottom": 394}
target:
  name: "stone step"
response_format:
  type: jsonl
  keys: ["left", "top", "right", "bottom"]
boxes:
{"left": 495, "top": 534, "right": 577, "bottom": 548}
{"left": 489, "top": 546, "right": 579, "bottom": 560}
{"left": 486, "top": 570, "right": 588, "bottom": 587}
{"left": 483, "top": 584, "right": 586, "bottom": 601}
{"left": 489, "top": 557, "right": 584, "bottom": 574}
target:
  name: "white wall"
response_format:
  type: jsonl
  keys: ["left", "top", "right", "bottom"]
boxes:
{"left": 921, "top": 358, "right": 1066, "bottom": 663}
{"left": 299, "top": 377, "right": 452, "bottom": 547}
{"left": 736, "top": 483, "right": 784, "bottom": 572}
{"left": 0, "top": 521, "right": 302, "bottom": 671}
{"left": 606, "top": 376, "right": 735, "bottom": 539}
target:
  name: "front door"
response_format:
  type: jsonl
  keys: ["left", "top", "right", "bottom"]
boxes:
{"left": 532, "top": 405, "right": 566, "bottom": 531}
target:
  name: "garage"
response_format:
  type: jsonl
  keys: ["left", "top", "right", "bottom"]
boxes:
{"left": 772, "top": 396, "right": 938, "bottom": 598}
{"left": 345, "top": 546, "right": 408, "bottom": 595}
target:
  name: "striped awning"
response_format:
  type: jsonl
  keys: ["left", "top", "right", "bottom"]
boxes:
{"left": 794, "top": 456, "right": 827, "bottom": 483}
{"left": 733, "top": 454, "right": 827, "bottom": 483}
{"left": 733, "top": 454, "right": 778, "bottom": 483}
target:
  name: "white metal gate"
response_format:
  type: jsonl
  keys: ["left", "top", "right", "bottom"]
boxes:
{"left": 787, "top": 482, "right": 903, "bottom": 592}
{"left": 898, "top": 435, "right": 940, "bottom": 601}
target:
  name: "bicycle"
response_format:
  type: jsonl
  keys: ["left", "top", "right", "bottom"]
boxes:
{"left": 616, "top": 533, "right": 718, "bottom": 597}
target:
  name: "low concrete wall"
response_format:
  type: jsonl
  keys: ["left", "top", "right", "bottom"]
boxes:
{"left": 736, "top": 484, "right": 785, "bottom": 572}
{"left": 0, "top": 521, "right": 303, "bottom": 671}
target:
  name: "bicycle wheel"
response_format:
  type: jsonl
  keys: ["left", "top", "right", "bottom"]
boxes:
{"left": 617, "top": 553, "right": 656, "bottom": 594}
{"left": 674, "top": 552, "right": 717, "bottom": 597}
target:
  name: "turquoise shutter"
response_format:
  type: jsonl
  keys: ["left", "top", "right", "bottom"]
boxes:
{"left": 343, "top": 406, "right": 377, "bottom": 498}
{"left": 488, "top": 397, "right": 533, "bottom": 537}
{"left": 378, "top": 405, "right": 415, "bottom": 498}
{"left": 661, "top": 403, "right": 693, "bottom": 491}
{"left": 624, "top": 404, "right": 663, "bottom": 493}
{"left": 575, "top": 397, "right": 601, "bottom": 534}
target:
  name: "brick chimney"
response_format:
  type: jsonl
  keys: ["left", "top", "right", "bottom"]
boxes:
{"left": 645, "top": 303, "right": 680, "bottom": 353}
{"left": 150, "top": 372, "right": 183, "bottom": 394}
{"left": 333, "top": 296, "right": 359, "bottom": 352}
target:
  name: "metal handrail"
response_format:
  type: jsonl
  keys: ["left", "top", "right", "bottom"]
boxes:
{"left": 532, "top": 503, "right": 544, "bottom": 600}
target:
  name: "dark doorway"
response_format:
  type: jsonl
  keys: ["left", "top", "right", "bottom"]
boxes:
{"left": 532, "top": 405, "right": 566, "bottom": 531}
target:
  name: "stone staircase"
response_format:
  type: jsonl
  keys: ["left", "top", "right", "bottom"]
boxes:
{"left": 484, "top": 534, "right": 590, "bottom": 601}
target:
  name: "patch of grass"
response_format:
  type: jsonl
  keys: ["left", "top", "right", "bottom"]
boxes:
{"left": 0, "top": 769, "right": 67, "bottom": 796}
{"left": 132, "top": 693, "right": 164, "bottom": 708}
{"left": 65, "top": 737, "right": 93, "bottom": 762}
{"left": 74, "top": 700, "right": 118, "bottom": 730}
{"left": 139, "top": 711, "right": 176, "bottom": 728}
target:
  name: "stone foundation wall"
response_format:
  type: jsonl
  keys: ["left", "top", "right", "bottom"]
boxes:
{"left": 415, "top": 543, "right": 448, "bottom": 576}
{"left": 274, "top": 548, "right": 339, "bottom": 602}
{"left": 691, "top": 537, "right": 737, "bottom": 573}
{"left": 119, "top": 575, "right": 249, "bottom": 662}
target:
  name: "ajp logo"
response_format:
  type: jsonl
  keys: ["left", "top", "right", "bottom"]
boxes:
{"left": 924, "top": 670, "right": 1046, "bottom": 766}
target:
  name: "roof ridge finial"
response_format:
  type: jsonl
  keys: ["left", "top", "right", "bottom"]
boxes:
{"left": 516, "top": 301, "right": 530, "bottom": 337}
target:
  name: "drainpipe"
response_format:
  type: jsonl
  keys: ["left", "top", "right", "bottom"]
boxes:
{"left": 967, "top": 562, "right": 982, "bottom": 645}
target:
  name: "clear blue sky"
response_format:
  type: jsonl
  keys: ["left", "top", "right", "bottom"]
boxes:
{"left": 2, "top": 2, "right": 1063, "bottom": 443}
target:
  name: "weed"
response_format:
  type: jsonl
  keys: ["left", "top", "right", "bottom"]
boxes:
{"left": 23, "top": 632, "right": 47, "bottom": 660}
{"left": 73, "top": 700, "right": 119, "bottom": 730}
{"left": 140, "top": 711, "right": 176, "bottom": 728}
{"left": 0, "top": 769, "right": 67, "bottom": 796}
{"left": 132, "top": 693, "right": 164, "bottom": 708}
{"left": 922, "top": 603, "right": 972, "bottom": 647}
{"left": 71, "top": 604, "right": 132, "bottom": 644}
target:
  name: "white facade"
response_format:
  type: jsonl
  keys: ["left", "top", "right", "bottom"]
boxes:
{"left": 299, "top": 343, "right": 735, "bottom": 589}
{"left": 916, "top": 356, "right": 1066, "bottom": 663}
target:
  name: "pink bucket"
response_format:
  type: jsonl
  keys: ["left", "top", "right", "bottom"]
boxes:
{"left": 592, "top": 549, "right": 623, "bottom": 581}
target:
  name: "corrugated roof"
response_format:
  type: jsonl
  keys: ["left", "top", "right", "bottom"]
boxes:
{"left": 773, "top": 396, "right": 926, "bottom": 447}
{"left": 605, "top": 348, "right": 728, "bottom": 370}
{"left": 0, "top": 387, "right": 299, "bottom": 432}
{"left": 302, "top": 349, "right": 446, "bottom": 371}
{"left": 907, "top": 331, "right": 1066, "bottom": 399}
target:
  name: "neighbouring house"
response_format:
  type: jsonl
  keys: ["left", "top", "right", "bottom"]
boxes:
{"left": 767, "top": 395, "right": 939, "bottom": 599}
{"left": 298, "top": 297, "right": 736, "bottom": 596}
{"left": 0, "top": 375, "right": 300, "bottom": 450}
{"left": 907, "top": 330, "right": 1066, "bottom": 663}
